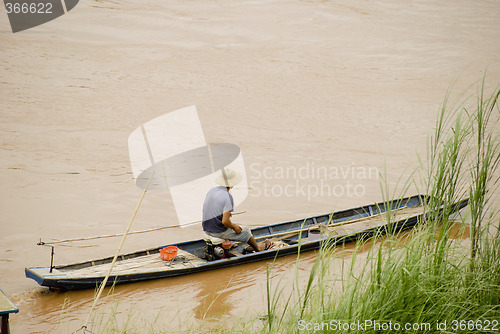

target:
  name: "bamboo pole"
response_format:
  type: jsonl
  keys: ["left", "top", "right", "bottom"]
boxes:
{"left": 81, "top": 172, "right": 155, "bottom": 332}
{"left": 41, "top": 214, "right": 246, "bottom": 245}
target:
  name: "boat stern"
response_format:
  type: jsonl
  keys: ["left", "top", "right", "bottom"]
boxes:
{"left": 25, "top": 267, "right": 69, "bottom": 288}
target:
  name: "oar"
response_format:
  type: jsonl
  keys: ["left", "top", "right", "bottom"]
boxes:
{"left": 328, "top": 206, "right": 407, "bottom": 228}
{"left": 254, "top": 206, "right": 408, "bottom": 241}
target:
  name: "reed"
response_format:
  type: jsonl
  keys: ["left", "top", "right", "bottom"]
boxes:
{"left": 80, "top": 79, "right": 500, "bottom": 334}
{"left": 232, "top": 79, "right": 500, "bottom": 334}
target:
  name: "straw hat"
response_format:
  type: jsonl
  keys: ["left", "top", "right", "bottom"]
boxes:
{"left": 215, "top": 169, "right": 243, "bottom": 187}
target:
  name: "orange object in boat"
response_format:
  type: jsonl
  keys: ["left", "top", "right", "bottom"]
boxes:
{"left": 160, "top": 246, "right": 178, "bottom": 261}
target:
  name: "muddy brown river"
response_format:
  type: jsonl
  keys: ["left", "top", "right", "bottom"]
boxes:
{"left": 1, "top": 0, "right": 499, "bottom": 332}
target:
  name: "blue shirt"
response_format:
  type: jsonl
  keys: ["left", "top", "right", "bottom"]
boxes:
{"left": 202, "top": 186, "right": 234, "bottom": 233}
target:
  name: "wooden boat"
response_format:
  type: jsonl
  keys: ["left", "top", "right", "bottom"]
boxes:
{"left": 25, "top": 195, "right": 468, "bottom": 290}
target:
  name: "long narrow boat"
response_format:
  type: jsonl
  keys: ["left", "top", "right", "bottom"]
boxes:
{"left": 25, "top": 195, "right": 468, "bottom": 290}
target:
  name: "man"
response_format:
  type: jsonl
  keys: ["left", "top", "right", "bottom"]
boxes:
{"left": 202, "top": 169, "right": 262, "bottom": 252}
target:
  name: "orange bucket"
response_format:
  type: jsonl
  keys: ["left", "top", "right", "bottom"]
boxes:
{"left": 160, "top": 246, "right": 178, "bottom": 261}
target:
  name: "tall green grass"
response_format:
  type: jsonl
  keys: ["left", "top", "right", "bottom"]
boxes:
{"left": 83, "top": 80, "right": 500, "bottom": 334}
{"left": 234, "top": 80, "right": 500, "bottom": 334}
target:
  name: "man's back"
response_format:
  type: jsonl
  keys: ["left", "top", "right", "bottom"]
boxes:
{"left": 202, "top": 186, "right": 234, "bottom": 233}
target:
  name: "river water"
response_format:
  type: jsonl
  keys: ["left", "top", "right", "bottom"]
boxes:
{"left": 1, "top": 0, "right": 499, "bottom": 332}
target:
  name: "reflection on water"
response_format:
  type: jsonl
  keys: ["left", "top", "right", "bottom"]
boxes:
{"left": 446, "top": 221, "right": 470, "bottom": 240}
{"left": 193, "top": 266, "right": 256, "bottom": 320}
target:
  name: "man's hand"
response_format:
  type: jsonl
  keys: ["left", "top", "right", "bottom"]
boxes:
{"left": 222, "top": 211, "right": 241, "bottom": 234}
{"left": 232, "top": 224, "right": 242, "bottom": 234}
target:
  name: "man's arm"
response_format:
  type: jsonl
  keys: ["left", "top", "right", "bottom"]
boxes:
{"left": 222, "top": 211, "right": 242, "bottom": 234}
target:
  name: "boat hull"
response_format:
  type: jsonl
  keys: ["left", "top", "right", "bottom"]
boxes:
{"left": 25, "top": 195, "right": 468, "bottom": 290}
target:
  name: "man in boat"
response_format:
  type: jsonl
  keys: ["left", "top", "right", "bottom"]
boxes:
{"left": 202, "top": 168, "right": 263, "bottom": 252}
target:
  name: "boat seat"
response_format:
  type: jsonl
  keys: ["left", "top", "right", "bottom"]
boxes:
{"left": 203, "top": 233, "right": 226, "bottom": 245}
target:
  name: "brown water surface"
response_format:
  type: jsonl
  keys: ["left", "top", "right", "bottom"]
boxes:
{"left": 1, "top": 0, "right": 499, "bottom": 332}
